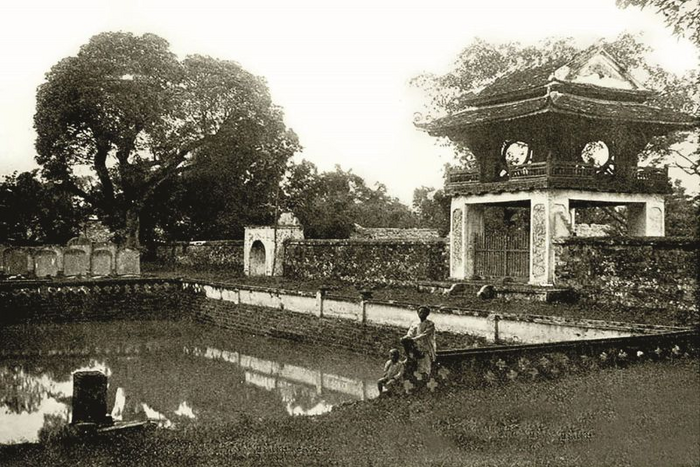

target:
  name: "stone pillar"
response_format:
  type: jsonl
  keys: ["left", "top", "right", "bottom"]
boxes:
{"left": 72, "top": 370, "right": 109, "bottom": 425}
{"left": 629, "top": 199, "right": 665, "bottom": 236}
{"left": 316, "top": 286, "right": 328, "bottom": 318}
{"left": 359, "top": 289, "right": 373, "bottom": 324}
{"left": 464, "top": 205, "right": 485, "bottom": 279}
{"left": 449, "top": 199, "right": 466, "bottom": 279}
{"left": 530, "top": 192, "right": 571, "bottom": 286}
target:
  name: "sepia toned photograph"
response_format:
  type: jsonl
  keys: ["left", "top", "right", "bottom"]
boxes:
{"left": 0, "top": 1, "right": 698, "bottom": 465}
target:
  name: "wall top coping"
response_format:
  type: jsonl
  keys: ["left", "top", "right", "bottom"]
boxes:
{"left": 553, "top": 236, "right": 699, "bottom": 248}
{"left": 245, "top": 225, "right": 304, "bottom": 231}
{"left": 1, "top": 243, "right": 128, "bottom": 250}
{"left": 155, "top": 240, "right": 245, "bottom": 247}
{"left": 437, "top": 329, "right": 698, "bottom": 361}
{"left": 0, "top": 276, "right": 178, "bottom": 291}
{"left": 286, "top": 238, "right": 448, "bottom": 246}
{"left": 1, "top": 244, "right": 64, "bottom": 250}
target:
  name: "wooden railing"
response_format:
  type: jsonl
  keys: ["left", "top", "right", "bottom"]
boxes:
{"left": 446, "top": 163, "right": 669, "bottom": 192}
{"left": 547, "top": 161, "right": 598, "bottom": 178}
{"left": 509, "top": 162, "right": 547, "bottom": 179}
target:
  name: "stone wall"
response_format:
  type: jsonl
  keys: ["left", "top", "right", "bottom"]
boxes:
{"left": 554, "top": 237, "right": 699, "bottom": 323}
{"left": 0, "top": 243, "right": 139, "bottom": 278}
{"left": 155, "top": 240, "right": 244, "bottom": 271}
{"left": 0, "top": 279, "right": 189, "bottom": 326}
{"left": 350, "top": 226, "right": 440, "bottom": 240}
{"left": 283, "top": 239, "right": 449, "bottom": 284}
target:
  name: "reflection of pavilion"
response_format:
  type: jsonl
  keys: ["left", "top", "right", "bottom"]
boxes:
{"left": 185, "top": 346, "right": 378, "bottom": 415}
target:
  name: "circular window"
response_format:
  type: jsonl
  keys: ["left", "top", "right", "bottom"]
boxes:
{"left": 503, "top": 141, "right": 530, "bottom": 166}
{"left": 581, "top": 141, "right": 610, "bottom": 167}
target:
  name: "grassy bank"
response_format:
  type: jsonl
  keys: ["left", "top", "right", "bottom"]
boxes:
{"left": 2, "top": 358, "right": 698, "bottom": 467}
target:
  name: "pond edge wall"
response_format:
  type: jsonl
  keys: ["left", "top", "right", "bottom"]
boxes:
{"left": 0, "top": 277, "right": 688, "bottom": 357}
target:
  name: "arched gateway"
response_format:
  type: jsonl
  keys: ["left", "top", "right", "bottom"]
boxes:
{"left": 417, "top": 47, "right": 699, "bottom": 286}
{"left": 249, "top": 241, "right": 267, "bottom": 276}
{"left": 244, "top": 213, "right": 304, "bottom": 277}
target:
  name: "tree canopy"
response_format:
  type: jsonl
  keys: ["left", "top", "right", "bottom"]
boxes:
{"left": 0, "top": 171, "right": 86, "bottom": 245}
{"left": 616, "top": 0, "right": 700, "bottom": 48}
{"left": 34, "top": 32, "right": 299, "bottom": 248}
{"left": 283, "top": 161, "right": 418, "bottom": 238}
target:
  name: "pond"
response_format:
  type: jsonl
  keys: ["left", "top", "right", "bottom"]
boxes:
{"left": 0, "top": 321, "right": 383, "bottom": 445}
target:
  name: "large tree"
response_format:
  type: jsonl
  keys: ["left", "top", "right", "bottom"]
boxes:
{"left": 412, "top": 34, "right": 699, "bottom": 178}
{"left": 35, "top": 32, "right": 299, "bottom": 248}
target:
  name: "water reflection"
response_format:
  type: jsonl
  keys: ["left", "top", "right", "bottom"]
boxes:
{"left": 185, "top": 345, "right": 377, "bottom": 416}
{"left": 0, "top": 322, "right": 382, "bottom": 445}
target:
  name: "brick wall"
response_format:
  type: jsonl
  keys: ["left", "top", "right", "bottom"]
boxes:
{"left": 0, "top": 279, "right": 190, "bottom": 325}
{"left": 554, "top": 237, "right": 699, "bottom": 323}
{"left": 283, "top": 239, "right": 449, "bottom": 284}
{"left": 155, "top": 241, "right": 244, "bottom": 270}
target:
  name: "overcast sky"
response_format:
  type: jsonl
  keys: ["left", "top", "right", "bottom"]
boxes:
{"left": 0, "top": 0, "right": 697, "bottom": 203}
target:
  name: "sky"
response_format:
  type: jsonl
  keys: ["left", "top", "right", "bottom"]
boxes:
{"left": 0, "top": 0, "right": 697, "bottom": 203}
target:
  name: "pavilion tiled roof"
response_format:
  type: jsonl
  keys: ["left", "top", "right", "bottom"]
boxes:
{"left": 418, "top": 46, "right": 699, "bottom": 133}
{"left": 425, "top": 92, "right": 699, "bottom": 132}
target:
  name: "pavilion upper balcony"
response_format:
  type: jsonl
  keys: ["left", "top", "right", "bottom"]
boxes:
{"left": 445, "top": 161, "right": 670, "bottom": 196}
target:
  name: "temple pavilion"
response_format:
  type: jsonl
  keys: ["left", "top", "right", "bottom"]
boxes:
{"left": 418, "top": 47, "right": 699, "bottom": 286}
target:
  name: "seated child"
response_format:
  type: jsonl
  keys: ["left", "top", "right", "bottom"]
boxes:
{"left": 377, "top": 348, "right": 404, "bottom": 394}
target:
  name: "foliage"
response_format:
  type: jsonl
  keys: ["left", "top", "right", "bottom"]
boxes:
{"left": 34, "top": 32, "right": 299, "bottom": 248}
{"left": 665, "top": 180, "right": 700, "bottom": 237}
{"left": 0, "top": 171, "right": 85, "bottom": 245}
{"left": 412, "top": 33, "right": 699, "bottom": 182}
{"left": 616, "top": 0, "right": 700, "bottom": 47}
{"left": 572, "top": 181, "right": 698, "bottom": 237}
{"left": 283, "top": 161, "right": 418, "bottom": 238}
{"left": 142, "top": 104, "right": 298, "bottom": 242}
{"left": 412, "top": 186, "right": 450, "bottom": 236}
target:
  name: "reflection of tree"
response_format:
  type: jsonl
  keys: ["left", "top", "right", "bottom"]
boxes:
{"left": 0, "top": 367, "right": 51, "bottom": 414}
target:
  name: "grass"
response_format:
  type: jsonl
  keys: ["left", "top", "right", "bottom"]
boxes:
{"left": 141, "top": 262, "right": 693, "bottom": 327}
{"left": 2, "top": 358, "right": 698, "bottom": 466}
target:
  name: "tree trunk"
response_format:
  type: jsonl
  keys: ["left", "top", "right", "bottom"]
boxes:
{"left": 125, "top": 207, "right": 141, "bottom": 250}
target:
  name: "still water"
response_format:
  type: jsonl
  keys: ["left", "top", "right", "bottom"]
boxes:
{"left": 0, "top": 321, "right": 383, "bottom": 445}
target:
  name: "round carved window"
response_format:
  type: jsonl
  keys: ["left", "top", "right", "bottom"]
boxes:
{"left": 504, "top": 141, "right": 530, "bottom": 166}
{"left": 581, "top": 141, "right": 610, "bottom": 167}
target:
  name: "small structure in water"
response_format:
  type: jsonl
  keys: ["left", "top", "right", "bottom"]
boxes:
{"left": 72, "top": 370, "right": 151, "bottom": 435}
{"left": 72, "top": 370, "right": 111, "bottom": 426}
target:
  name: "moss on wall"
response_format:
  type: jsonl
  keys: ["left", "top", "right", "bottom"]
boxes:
{"left": 554, "top": 237, "right": 699, "bottom": 324}
{"left": 284, "top": 239, "right": 449, "bottom": 284}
